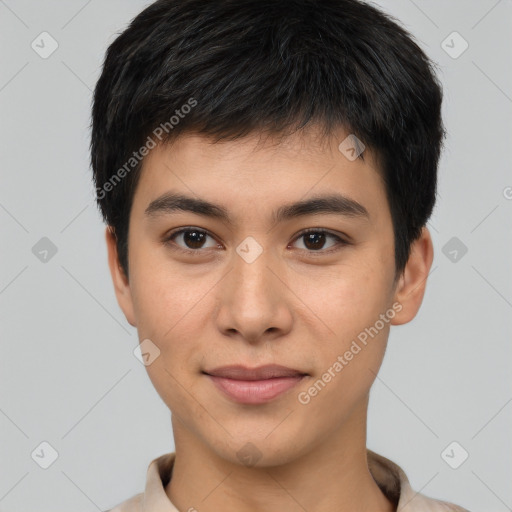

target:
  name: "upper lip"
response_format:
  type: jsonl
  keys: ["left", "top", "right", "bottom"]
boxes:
{"left": 204, "top": 364, "right": 307, "bottom": 381}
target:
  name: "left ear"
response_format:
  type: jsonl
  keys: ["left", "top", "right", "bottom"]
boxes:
{"left": 390, "top": 226, "right": 434, "bottom": 326}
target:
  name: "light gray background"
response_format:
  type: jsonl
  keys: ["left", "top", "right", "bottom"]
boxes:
{"left": 0, "top": 1, "right": 511, "bottom": 511}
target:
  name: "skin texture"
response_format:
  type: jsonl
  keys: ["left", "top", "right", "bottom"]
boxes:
{"left": 106, "top": 126, "right": 433, "bottom": 512}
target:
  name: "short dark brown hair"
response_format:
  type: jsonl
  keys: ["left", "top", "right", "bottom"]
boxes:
{"left": 91, "top": 0, "right": 445, "bottom": 279}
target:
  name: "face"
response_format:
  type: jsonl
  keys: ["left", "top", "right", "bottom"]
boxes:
{"left": 107, "top": 127, "right": 432, "bottom": 467}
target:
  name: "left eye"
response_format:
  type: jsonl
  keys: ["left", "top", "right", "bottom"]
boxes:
{"left": 290, "top": 229, "right": 346, "bottom": 252}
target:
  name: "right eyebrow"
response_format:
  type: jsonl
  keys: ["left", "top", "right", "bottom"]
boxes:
{"left": 145, "top": 192, "right": 231, "bottom": 221}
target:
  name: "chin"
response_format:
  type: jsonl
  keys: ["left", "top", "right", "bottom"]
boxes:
{"left": 207, "top": 431, "right": 308, "bottom": 470}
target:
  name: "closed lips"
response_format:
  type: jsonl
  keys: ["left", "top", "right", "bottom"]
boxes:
{"left": 203, "top": 364, "right": 308, "bottom": 380}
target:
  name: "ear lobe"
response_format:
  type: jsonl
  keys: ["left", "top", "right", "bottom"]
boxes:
{"left": 105, "top": 226, "right": 137, "bottom": 327}
{"left": 390, "top": 226, "right": 434, "bottom": 326}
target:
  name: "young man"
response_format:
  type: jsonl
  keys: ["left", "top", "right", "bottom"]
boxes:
{"left": 91, "top": 1, "right": 469, "bottom": 510}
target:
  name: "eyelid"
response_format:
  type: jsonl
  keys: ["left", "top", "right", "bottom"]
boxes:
{"left": 293, "top": 227, "right": 349, "bottom": 243}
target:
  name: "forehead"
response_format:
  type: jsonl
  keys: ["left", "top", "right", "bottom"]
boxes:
{"left": 131, "top": 128, "right": 389, "bottom": 228}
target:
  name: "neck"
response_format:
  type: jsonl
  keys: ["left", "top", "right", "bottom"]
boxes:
{"left": 166, "top": 402, "right": 395, "bottom": 512}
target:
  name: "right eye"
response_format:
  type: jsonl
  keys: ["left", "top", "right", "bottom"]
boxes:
{"left": 163, "top": 227, "right": 222, "bottom": 254}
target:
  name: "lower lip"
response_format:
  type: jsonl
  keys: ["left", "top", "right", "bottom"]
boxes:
{"left": 207, "top": 375, "right": 306, "bottom": 404}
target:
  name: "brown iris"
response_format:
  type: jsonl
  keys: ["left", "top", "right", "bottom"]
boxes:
{"left": 303, "top": 232, "right": 326, "bottom": 251}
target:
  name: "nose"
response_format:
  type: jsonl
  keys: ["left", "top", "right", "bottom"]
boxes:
{"left": 214, "top": 242, "right": 293, "bottom": 345}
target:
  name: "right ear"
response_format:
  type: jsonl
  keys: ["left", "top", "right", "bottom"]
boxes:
{"left": 105, "top": 226, "right": 137, "bottom": 327}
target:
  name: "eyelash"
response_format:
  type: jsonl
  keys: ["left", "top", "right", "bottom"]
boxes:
{"left": 163, "top": 227, "right": 350, "bottom": 256}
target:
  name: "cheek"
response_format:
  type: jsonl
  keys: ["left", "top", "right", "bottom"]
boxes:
{"left": 129, "top": 259, "right": 214, "bottom": 380}
{"left": 299, "top": 260, "right": 390, "bottom": 339}
{"left": 298, "top": 260, "right": 393, "bottom": 391}
{"left": 130, "top": 268, "right": 206, "bottom": 411}
{"left": 296, "top": 275, "right": 392, "bottom": 422}
{"left": 129, "top": 246, "right": 204, "bottom": 337}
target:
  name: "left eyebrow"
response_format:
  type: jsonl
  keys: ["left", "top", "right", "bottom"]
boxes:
{"left": 273, "top": 194, "right": 369, "bottom": 223}
{"left": 144, "top": 191, "right": 370, "bottom": 224}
